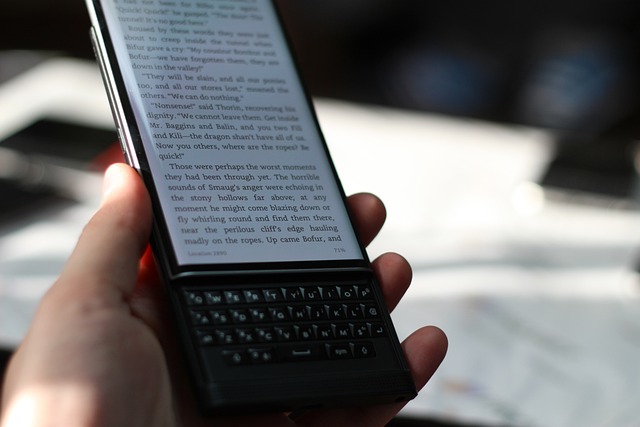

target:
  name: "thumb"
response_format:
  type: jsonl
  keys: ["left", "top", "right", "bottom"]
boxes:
{"left": 57, "top": 163, "right": 152, "bottom": 298}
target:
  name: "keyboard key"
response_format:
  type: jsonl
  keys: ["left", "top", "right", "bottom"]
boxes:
{"left": 295, "top": 325, "right": 315, "bottom": 341}
{"left": 326, "top": 304, "right": 346, "bottom": 320}
{"left": 338, "top": 285, "right": 357, "bottom": 300}
{"left": 316, "top": 324, "right": 334, "bottom": 340}
{"left": 263, "top": 288, "right": 283, "bottom": 302}
{"left": 197, "top": 330, "right": 216, "bottom": 346}
{"left": 346, "top": 304, "right": 364, "bottom": 319}
{"left": 210, "top": 310, "right": 230, "bottom": 325}
{"left": 224, "top": 290, "right": 243, "bottom": 304}
{"left": 222, "top": 349, "right": 247, "bottom": 365}
{"left": 301, "top": 286, "right": 321, "bottom": 301}
{"left": 356, "top": 285, "right": 373, "bottom": 299}
{"left": 249, "top": 307, "right": 269, "bottom": 322}
{"left": 334, "top": 323, "right": 352, "bottom": 339}
{"left": 236, "top": 328, "right": 257, "bottom": 344}
{"left": 190, "top": 310, "right": 212, "bottom": 326}
{"left": 277, "top": 344, "right": 323, "bottom": 362}
{"left": 282, "top": 287, "right": 302, "bottom": 301}
{"left": 368, "top": 322, "right": 386, "bottom": 337}
{"left": 184, "top": 290, "right": 205, "bottom": 306}
{"left": 243, "top": 289, "right": 264, "bottom": 303}
{"left": 288, "top": 305, "right": 308, "bottom": 321}
{"left": 352, "top": 342, "right": 376, "bottom": 358}
{"left": 230, "top": 309, "right": 250, "bottom": 324}
{"left": 255, "top": 327, "right": 276, "bottom": 343}
{"left": 269, "top": 307, "right": 289, "bottom": 322}
{"left": 248, "top": 347, "right": 275, "bottom": 364}
{"left": 307, "top": 304, "right": 326, "bottom": 321}
{"left": 275, "top": 326, "right": 294, "bottom": 342}
{"left": 363, "top": 304, "right": 379, "bottom": 318}
{"left": 215, "top": 329, "right": 236, "bottom": 345}
{"left": 326, "top": 343, "right": 353, "bottom": 359}
{"left": 320, "top": 286, "right": 339, "bottom": 300}
{"left": 204, "top": 291, "right": 224, "bottom": 305}
{"left": 353, "top": 323, "right": 370, "bottom": 338}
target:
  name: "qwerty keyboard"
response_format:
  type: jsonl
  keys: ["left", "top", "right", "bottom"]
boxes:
{"left": 182, "top": 283, "right": 386, "bottom": 366}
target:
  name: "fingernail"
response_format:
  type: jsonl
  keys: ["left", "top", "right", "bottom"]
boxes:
{"left": 101, "top": 165, "right": 122, "bottom": 203}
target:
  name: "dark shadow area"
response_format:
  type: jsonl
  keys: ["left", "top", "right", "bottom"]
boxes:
{"left": 0, "top": 348, "right": 11, "bottom": 387}
{"left": 0, "top": 0, "right": 94, "bottom": 58}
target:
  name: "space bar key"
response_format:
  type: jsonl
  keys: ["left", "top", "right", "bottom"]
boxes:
{"left": 276, "top": 344, "right": 324, "bottom": 362}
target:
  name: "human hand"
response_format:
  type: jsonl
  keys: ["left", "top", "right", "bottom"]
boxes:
{"left": 1, "top": 163, "right": 447, "bottom": 427}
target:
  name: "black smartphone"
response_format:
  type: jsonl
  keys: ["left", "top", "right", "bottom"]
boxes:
{"left": 85, "top": 0, "right": 415, "bottom": 415}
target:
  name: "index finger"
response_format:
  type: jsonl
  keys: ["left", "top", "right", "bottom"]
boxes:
{"left": 346, "top": 193, "right": 386, "bottom": 247}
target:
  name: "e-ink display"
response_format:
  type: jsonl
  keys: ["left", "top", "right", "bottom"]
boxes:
{"left": 100, "top": 0, "right": 362, "bottom": 265}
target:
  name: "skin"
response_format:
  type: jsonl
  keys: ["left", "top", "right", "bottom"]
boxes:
{"left": 0, "top": 163, "right": 447, "bottom": 427}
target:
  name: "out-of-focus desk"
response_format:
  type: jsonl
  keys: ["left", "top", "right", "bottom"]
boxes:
{"left": 2, "top": 58, "right": 640, "bottom": 427}
{"left": 0, "top": 58, "right": 111, "bottom": 345}
{"left": 324, "top": 103, "right": 640, "bottom": 426}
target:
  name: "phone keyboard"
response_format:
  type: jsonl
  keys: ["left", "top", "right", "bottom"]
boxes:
{"left": 182, "top": 284, "right": 386, "bottom": 365}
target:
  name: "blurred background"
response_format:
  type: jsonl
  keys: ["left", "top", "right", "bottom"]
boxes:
{"left": 4, "top": 0, "right": 640, "bottom": 196}
{"left": 2, "top": 1, "right": 640, "bottom": 426}
{"left": 3, "top": 0, "right": 640, "bottom": 179}
{"left": 3, "top": 0, "right": 640, "bottom": 130}
{"left": 278, "top": 0, "right": 640, "bottom": 133}
{"left": 275, "top": 0, "right": 640, "bottom": 199}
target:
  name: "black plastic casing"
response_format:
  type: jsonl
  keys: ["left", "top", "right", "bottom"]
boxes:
{"left": 85, "top": 0, "right": 416, "bottom": 415}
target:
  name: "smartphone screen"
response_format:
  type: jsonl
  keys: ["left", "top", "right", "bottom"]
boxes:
{"left": 96, "top": 0, "right": 362, "bottom": 266}
{"left": 88, "top": 0, "right": 415, "bottom": 414}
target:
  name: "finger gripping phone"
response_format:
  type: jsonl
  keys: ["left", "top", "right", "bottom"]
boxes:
{"left": 86, "top": 0, "right": 415, "bottom": 415}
